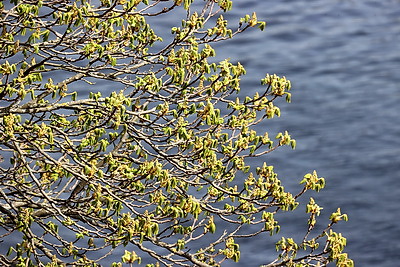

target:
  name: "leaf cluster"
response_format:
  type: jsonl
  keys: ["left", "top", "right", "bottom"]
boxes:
{"left": 0, "top": 1, "right": 351, "bottom": 266}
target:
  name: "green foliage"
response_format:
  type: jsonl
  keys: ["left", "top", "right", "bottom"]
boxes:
{"left": 0, "top": 0, "right": 351, "bottom": 266}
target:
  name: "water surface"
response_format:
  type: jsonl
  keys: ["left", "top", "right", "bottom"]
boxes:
{"left": 217, "top": 1, "right": 400, "bottom": 266}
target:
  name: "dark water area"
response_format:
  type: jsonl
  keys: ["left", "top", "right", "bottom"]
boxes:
{"left": 210, "top": 0, "right": 400, "bottom": 266}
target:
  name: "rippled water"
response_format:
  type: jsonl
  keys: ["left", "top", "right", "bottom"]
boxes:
{"left": 212, "top": 0, "right": 400, "bottom": 266}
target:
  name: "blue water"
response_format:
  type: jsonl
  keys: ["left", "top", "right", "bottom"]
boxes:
{"left": 210, "top": 0, "right": 400, "bottom": 266}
